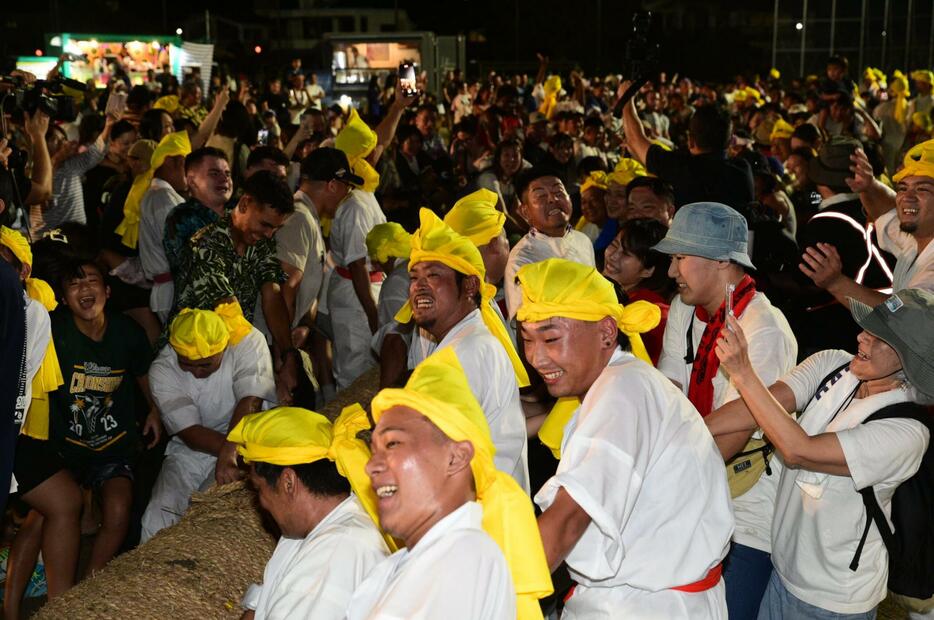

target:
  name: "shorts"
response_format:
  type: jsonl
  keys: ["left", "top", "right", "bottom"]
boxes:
{"left": 69, "top": 458, "right": 134, "bottom": 488}
{"left": 13, "top": 435, "right": 66, "bottom": 496}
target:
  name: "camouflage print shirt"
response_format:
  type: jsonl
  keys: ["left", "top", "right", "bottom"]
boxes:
{"left": 172, "top": 216, "right": 285, "bottom": 324}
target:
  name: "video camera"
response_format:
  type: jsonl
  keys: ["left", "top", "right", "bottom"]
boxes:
{"left": 0, "top": 75, "right": 85, "bottom": 123}
{"left": 623, "top": 11, "right": 660, "bottom": 81}
{"left": 613, "top": 11, "right": 661, "bottom": 119}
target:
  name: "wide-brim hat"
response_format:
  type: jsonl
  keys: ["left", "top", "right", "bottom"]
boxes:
{"left": 849, "top": 289, "right": 934, "bottom": 397}
{"left": 652, "top": 201, "right": 755, "bottom": 269}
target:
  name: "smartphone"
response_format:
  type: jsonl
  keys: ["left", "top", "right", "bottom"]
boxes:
{"left": 399, "top": 62, "right": 418, "bottom": 97}
{"left": 105, "top": 90, "right": 127, "bottom": 118}
{"left": 725, "top": 283, "right": 736, "bottom": 325}
{"left": 257, "top": 128, "right": 269, "bottom": 146}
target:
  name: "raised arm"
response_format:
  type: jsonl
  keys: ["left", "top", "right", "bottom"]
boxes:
{"left": 191, "top": 87, "right": 230, "bottom": 150}
{"left": 370, "top": 89, "right": 417, "bottom": 167}
{"left": 618, "top": 81, "right": 651, "bottom": 164}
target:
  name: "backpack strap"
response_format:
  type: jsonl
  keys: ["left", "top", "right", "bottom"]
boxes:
{"left": 849, "top": 402, "right": 930, "bottom": 572}
{"left": 801, "top": 361, "right": 852, "bottom": 416}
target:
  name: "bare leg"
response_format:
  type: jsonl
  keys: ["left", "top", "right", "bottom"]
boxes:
{"left": 2, "top": 511, "right": 43, "bottom": 620}
{"left": 86, "top": 477, "right": 132, "bottom": 573}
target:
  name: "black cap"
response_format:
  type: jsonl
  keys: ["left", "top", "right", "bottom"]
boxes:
{"left": 300, "top": 147, "right": 365, "bottom": 186}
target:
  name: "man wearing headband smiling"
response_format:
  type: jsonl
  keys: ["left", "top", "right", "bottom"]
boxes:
{"left": 140, "top": 305, "right": 276, "bottom": 541}
{"left": 346, "top": 348, "right": 552, "bottom": 619}
{"left": 395, "top": 208, "right": 532, "bottom": 491}
{"left": 518, "top": 258, "right": 734, "bottom": 618}
{"left": 228, "top": 405, "right": 390, "bottom": 619}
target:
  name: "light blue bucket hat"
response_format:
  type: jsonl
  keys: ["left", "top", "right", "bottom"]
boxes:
{"left": 651, "top": 202, "right": 755, "bottom": 269}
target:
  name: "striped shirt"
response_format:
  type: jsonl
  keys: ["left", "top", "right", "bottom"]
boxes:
{"left": 38, "top": 141, "right": 106, "bottom": 234}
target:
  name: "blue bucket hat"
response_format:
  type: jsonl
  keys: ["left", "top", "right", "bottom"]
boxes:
{"left": 651, "top": 202, "right": 755, "bottom": 269}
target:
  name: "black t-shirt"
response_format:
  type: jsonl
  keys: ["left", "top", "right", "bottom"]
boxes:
{"left": 645, "top": 144, "right": 755, "bottom": 210}
{"left": 48, "top": 310, "right": 152, "bottom": 463}
{"left": 0, "top": 261, "right": 26, "bottom": 509}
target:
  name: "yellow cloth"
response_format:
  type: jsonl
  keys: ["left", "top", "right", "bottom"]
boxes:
{"left": 213, "top": 301, "right": 251, "bottom": 346}
{"left": 443, "top": 188, "right": 505, "bottom": 247}
{"left": 891, "top": 70, "right": 910, "bottom": 125}
{"left": 395, "top": 208, "right": 530, "bottom": 387}
{"left": 538, "top": 396, "right": 580, "bottom": 460}
{"left": 580, "top": 170, "right": 609, "bottom": 195}
{"left": 770, "top": 118, "right": 795, "bottom": 142}
{"left": 539, "top": 75, "right": 562, "bottom": 120}
{"left": 366, "top": 222, "right": 412, "bottom": 264}
{"left": 116, "top": 130, "right": 191, "bottom": 249}
{"left": 769, "top": 68, "right": 781, "bottom": 80}
{"left": 734, "top": 86, "right": 763, "bottom": 106}
{"left": 574, "top": 215, "right": 589, "bottom": 232}
{"left": 608, "top": 158, "right": 649, "bottom": 188}
{"left": 169, "top": 309, "right": 230, "bottom": 360}
{"left": 515, "top": 258, "right": 660, "bottom": 364}
{"left": 227, "top": 404, "right": 397, "bottom": 551}
{"left": 153, "top": 95, "right": 179, "bottom": 113}
{"left": 911, "top": 70, "right": 934, "bottom": 85}
{"left": 335, "top": 108, "right": 380, "bottom": 192}
{"left": 370, "top": 347, "right": 553, "bottom": 620}
{"left": 912, "top": 111, "right": 934, "bottom": 134}
{"left": 894, "top": 138, "right": 934, "bottom": 182}
{"left": 0, "top": 226, "right": 63, "bottom": 430}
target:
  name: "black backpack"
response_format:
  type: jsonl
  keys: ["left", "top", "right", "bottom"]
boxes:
{"left": 849, "top": 402, "right": 934, "bottom": 600}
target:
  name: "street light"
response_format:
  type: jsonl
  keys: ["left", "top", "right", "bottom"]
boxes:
{"left": 795, "top": 22, "right": 804, "bottom": 31}
{"left": 176, "top": 27, "right": 183, "bottom": 35}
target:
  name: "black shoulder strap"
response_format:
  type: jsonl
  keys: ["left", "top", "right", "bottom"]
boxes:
{"left": 800, "top": 361, "right": 852, "bottom": 418}
{"left": 849, "top": 402, "right": 930, "bottom": 572}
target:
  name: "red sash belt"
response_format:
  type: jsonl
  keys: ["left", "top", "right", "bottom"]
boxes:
{"left": 335, "top": 266, "right": 384, "bottom": 283}
{"left": 563, "top": 562, "right": 722, "bottom": 603}
{"left": 152, "top": 272, "right": 173, "bottom": 284}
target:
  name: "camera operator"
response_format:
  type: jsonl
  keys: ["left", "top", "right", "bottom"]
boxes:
{"left": 37, "top": 107, "right": 120, "bottom": 235}
{"left": 1, "top": 110, "right": 53, "bottom": 226}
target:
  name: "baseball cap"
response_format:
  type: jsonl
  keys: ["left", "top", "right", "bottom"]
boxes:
{"left": 300, "top": 147, "right": 364, "bottom": 186}
{"left": 652, "top": 202, "right": 755, "bottom": 269}
{"left": 849, "top": 289, "right": 934, "bottom": 398}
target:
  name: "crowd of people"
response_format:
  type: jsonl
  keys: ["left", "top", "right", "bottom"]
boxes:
{"left": 1, "top": 48, "right": 933, "bottom": 620}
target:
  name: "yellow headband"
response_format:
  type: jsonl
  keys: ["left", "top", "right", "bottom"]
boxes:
{"left": 443, "top": 188, "right": 505, "bottom": 247}
{"left": 515, "top": 258, "right": 660, "bottom": 364}
{"left": 769, "top": 68, "right": 781, "bottom": 80}
{"left": 894, "top": 138, "right": 934, "bottom": 182}
{"left": 168, "top": 302, "right": 251, "bottom": 361}
{"left": 116, "top": 130, "right": 191, "bottom": 249}
{"left": 335, "top": 108, "right": 380, "bottom": 192}
{"left": 890, "top": 70, "right": 910, "bottom": 125}
{"left": 1, "top": 226, "right": 62, "bottom": 397}
{"left": 770, "top": 118, "right": 795, "bottom": 142}
{"left": 153, "top": 94, "right": 180, "bottom": 113}
{"left": 911, "top": 69, "right": 934, "bottom": 85}
{"left": 396, "top": 209, "right": 529, "bottom": 387}
{"left": 580, "top": 170, "right": 609, "bottom": 195}
{"left": 227, "top": 404, "right": 395, "bottom": 550}
{"left": 365, "top": 222, "right": 412, "bottom": 264}
{"left": 607, "top": 158, "right": 649, "bottom": 187}
{"left": 539, "top": 75, "right": 562, "bottom": 120}
{"left": 370, "top": 347, "right": 553, "bottom": 619}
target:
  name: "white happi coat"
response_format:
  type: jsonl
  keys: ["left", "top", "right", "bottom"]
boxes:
{"left": 141, "top": 328, "right": 276, "bottom": 541}
{"left": 344, "top": 502, "right": 516, "bottom": 620}
{"left": 242, "top": 495, "right": 389, "bottom": 620}
{"left": 535, "top": 349, "right": 734, "bottom": 619}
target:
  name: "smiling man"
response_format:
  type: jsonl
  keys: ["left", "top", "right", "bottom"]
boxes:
{"left": 346, "top": 348, "right": 551, "bottom": 620}
{"left": 503, "top": 166, "right": 595, "bottom": 319}
{"left": 517, "top": 258, "right": 733, "bottom": 618}
{"left": 394, "top": 209, "right": 531, "bottom": 491}
{"left": 652, "top": 202, "right": 797, "bottom": 618}
{"left": 141, "top": 306, "right": 276, "bottom": 541}
{"left": 228, "top": 405, "right": 390, "bottom": 620}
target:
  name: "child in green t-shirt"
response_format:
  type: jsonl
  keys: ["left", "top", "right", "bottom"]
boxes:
{"left": 7, "top": 260, "right": 162, "bottom": 610}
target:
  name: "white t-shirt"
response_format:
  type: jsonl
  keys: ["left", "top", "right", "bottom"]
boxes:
{"left": 504, "top": 228, "right": 595, "bottom": 319}
{"left": 329, "top": 191, "right": 386, "bottom": 269}
{"left": 659, "top": 292, "right": 798, "bottom": 552}
{"left": 279, "top": 193, "right": 325, "bottom": 325}
{"left": 875, "top": 209, "right": 934, "bottom": 291}
{"left": 21, "top": 297, "right": 51, "bottom": 422}
{"left": 370, "top": 261, "right": 410, "bottom": 354}
{"left": 243, "top": 495, "right": 389, "bottom": 620}
{"left": 344, "top": 501, "right": 516, "bottom": 620}
{"left": 770, "top": 349, "right": 930, "bottom": 614}
{"left": 535, "top": 348, "right": 733, "bottom": 617}
{"left": 406, "top": 310, "right": 530, "bottom": 493}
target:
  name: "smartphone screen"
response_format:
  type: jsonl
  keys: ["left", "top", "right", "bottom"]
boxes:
{"left": 257, "top": 129, "right": 269, "bottom": 146}
{"left": 399, "top": 62, "right": 418, "bottom": 97}
{"left": 725, "top": 283, "right": 736, "bottom": 323}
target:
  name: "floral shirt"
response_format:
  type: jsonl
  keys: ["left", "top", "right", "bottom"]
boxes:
{"left": 163, "top": 199, "right": 221, "bottom": 277}
{"left": 172, "top": 216, "right": 284, "bottom": 324}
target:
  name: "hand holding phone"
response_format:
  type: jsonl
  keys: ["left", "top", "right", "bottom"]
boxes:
{"left": 399, "top": 62, "right": 418, "bottom": 98}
